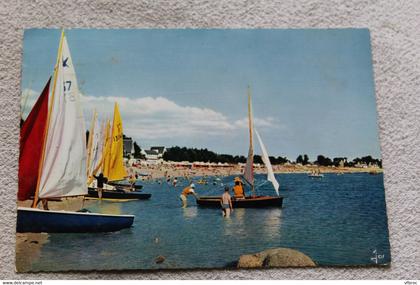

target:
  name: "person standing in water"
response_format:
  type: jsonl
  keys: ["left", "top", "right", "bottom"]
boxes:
{"left": 173, "top": 177, "right": 178, "bottom": 187}
{"left": 180, "top": 183, "right": 197, "bottom": 208}
{"left": 93, "top": 173, "right": 108, "bottom": 199}
{"left": 221, "top": 186, "right": 233, "bottom": 217}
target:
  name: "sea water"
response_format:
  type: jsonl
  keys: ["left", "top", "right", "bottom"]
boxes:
{"left": 31, "top": 173, "right": 390, "bottom": 271}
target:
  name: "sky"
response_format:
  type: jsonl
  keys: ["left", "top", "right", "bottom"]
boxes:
{"left": 21, "top": 29, "right": 381, "bottom": 160}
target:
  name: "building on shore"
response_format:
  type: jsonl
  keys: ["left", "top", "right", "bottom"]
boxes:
{"left": 123, "top": 136, "right": 134, "bottom": 158}
{"left": 141, "top": 146, "right": 166, "bottom": 165}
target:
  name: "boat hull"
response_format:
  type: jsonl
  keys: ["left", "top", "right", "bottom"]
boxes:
{"left": 308, "top": 175, "right": 323, "bottom": 178}
{"left": 16, "top": 207, "right": 134, "bottom": 233}
{"left": 108, "top": 180, "right": 143, "bottom": 190}
{"left": 196, "top": 196, "right": 283, "bottom": 208}
{"left": 87, "top": 188, "right": 151, "bottom": 200}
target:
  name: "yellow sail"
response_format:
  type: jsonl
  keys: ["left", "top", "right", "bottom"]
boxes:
{"left": 101, "top": 119, "right": 112, "bottom": 179}
{"left": 104, "top": 103, "right": 127, "bottom": 181}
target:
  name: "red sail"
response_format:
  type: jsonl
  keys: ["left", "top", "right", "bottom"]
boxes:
{"left": 18, "top": 78, "right": 50, "bottom": 201}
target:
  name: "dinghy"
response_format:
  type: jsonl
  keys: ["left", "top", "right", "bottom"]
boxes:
{"left": 107, "top": 180, "right": 144, "bottom": 191}
{"left": 197, "top": 88, "right": 283, "bottom": 208}
{"left": 308, "top": 169, "right": 323, "bottom": 178}
{"left": 87, "top": 188, "right": 151, "bottom": 200}
{"left": 17, "top": 207, "right": 134, "bottom": 233}
{"left": 17, "top": 30, "right": 134, "bottom": 233}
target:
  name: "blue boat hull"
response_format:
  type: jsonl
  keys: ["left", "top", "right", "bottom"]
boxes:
{"left": 16, "top": 207, "right": 134, "bottom": 233}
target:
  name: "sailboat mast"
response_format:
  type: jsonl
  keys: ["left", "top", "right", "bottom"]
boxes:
{"left": 32, "top": 30, "right": 65, "bottom": 208}
{"left": 247, "top": 86, "right": 255, "bottom": 196}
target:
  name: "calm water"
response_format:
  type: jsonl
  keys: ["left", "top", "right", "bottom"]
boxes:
{"left": 32, "top": 173, "right": 390, "bottom": 271}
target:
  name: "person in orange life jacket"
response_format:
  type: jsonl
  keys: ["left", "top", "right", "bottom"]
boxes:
{"left": 180, "top": 183, "right": 197, "bottom": 208}
{"left": 233, "top": 177, "right": 245, "bottom": 199}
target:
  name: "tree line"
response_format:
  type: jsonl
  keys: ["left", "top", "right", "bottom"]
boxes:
{"left": 162, "top": 147, "right": 381, "bottom": 167}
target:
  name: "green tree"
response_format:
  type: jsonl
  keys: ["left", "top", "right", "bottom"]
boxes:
{"left": 315, "top": 155, "right": 333, "bottom": 166}
{"left": 303, "top": 154, "right": 309, "bottom": 165}
{"left": 133, "top": 142, "right": 145, "bottom": 159}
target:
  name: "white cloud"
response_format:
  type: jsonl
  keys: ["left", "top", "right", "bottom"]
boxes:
{"left": 21, "top": 90, "right": 280, "bottom": 143}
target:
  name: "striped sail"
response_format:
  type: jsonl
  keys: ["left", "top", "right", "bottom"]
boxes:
{"left": 38, "top": 31, "right": 87, "bottom": 199}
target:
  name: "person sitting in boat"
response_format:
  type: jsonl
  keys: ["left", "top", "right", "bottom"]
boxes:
{"left": 93, "top": 173, "right": 108, "bottom": 199}
{"left": 233, "top": 177, "right": 245, "bottom": 199}
{"left": 128, "top": 174, "right": 136, "bottom": 185}
{"left": 180, "top": 183, "right": 197, "bottom": 208}
{"left": 221, "top": 186, "right": 233, "bottom": 217}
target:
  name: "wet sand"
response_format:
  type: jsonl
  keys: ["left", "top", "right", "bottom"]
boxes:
{"left": 15, "top": 197, "right": 94, "bottom": 272}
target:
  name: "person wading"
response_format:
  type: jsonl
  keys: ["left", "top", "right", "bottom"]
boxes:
{"left": 221, "top": 186, "right": 233, "bottom": 217}
{"left": 180, "top": 183, "right": 197, "bottom": 208}
{"left": 233, "top": 177, "right": 245, "bottom": 199}
{"left": 93, "top": 173, "right": 108, "bottom": 199}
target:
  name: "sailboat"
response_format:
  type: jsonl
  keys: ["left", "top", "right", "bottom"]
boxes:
{"left": 197, "top": 88, "right": 283, "bottom": 208}
{"left": 17, "top": 30, "right": 134, "bottom": 233}
{"left": 86, "top": 103, "right": 151, "bottom": 200}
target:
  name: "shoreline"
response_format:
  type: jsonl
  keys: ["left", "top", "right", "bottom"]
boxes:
{"left": 15, "top": 197, "right": 95, "bottom": 273}
{"left": 128, "top": 164, "right": 383, "bottom": 180}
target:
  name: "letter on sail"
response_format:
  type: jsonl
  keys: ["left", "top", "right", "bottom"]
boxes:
{"left": 255, "top": 129, "right": 280, "bottom": 196}
{"left": 38, "top": 32, "right": 87, "bottom": 198}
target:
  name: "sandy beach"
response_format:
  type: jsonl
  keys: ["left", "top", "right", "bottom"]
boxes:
{"left": 15, "top": 197, "right": 94, "bottom": 272}
{"left": 128, "top": 163, "right": 383, "bottom": 181}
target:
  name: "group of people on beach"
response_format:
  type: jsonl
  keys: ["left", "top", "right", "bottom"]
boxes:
{"left": 179, "top": 176, "right": 246, "bottom": 218}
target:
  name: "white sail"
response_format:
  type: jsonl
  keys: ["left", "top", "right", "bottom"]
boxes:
{"left": 255, "top": 129, "right": 280, "bottom": 196}
{"left": 38, "top": 32, "right": 87, "bottom": 198}
{"left": 89, "top": 118, "right": 104, "bottom": 175}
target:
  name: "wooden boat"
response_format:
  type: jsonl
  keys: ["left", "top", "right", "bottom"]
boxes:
{"left": 196, "top": 196, "right": 283, "bottom": 208}
{"left": 197, "top": 88, "right": 282, "bottom": 208}
{"left": 17, "top": 207, "right": 134, "bottom": 233}
{"left": 17, "top": 31, "right": 135, "bottom": 233}
{"left": 86, "top": 188, "right": 151, "bottom": 200}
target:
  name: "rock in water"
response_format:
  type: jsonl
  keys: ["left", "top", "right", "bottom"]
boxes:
{"left": 155, "top": 255, "right": 165, "bottom": 264}
{"left": 237, "top": 248, "right": 316, "bottom": 268}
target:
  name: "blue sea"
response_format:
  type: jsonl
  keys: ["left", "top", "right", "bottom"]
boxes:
{"left": 31, "top": 173, "right": 390, "bottom": 271}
